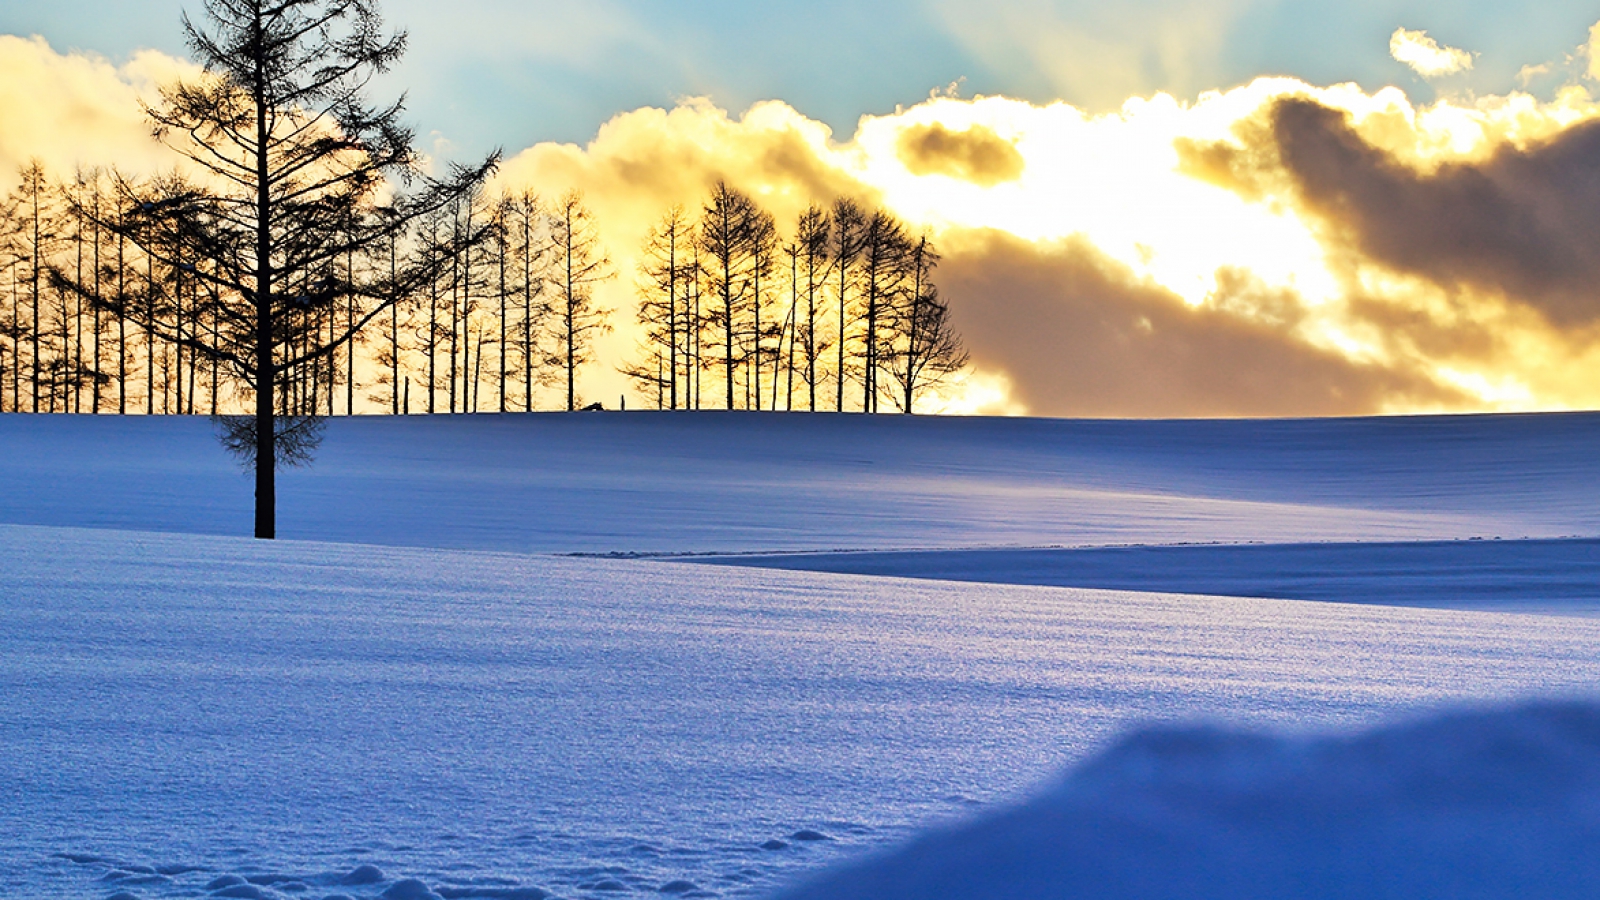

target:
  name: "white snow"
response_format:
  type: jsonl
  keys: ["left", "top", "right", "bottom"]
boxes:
{"left": 2, "top": 411, "right": 1598, "bottom": 552}
{"left": 4, "top": 523, "right": 1600, "bottom": 898}
{"left": 697, "top": 538, "right": 1600, "bottom": 616}
{"left": 775, "top": 699, "right": 1600, "bottom": 900}
{"left": 3, "top": 410, "right": 1600, "bottom": 898}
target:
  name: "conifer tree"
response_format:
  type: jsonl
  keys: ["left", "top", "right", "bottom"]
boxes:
{"left": 105, "top": 0, "right": 492, "bottom": 537}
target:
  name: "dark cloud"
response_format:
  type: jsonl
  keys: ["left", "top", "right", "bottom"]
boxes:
{"left": 938, "top": 229, "right": 1464, "bottom": 417}
{"left": 896, "top": 123, "right": 1025, "bottom": 187}
{"left": 1263, "top": 97, "right": 1600, "bottom": 326}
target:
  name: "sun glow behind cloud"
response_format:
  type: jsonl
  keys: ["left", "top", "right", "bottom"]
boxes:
{"left": 852, "top": 88, "right": 1340, "bottom": 308}
{"left": 8, "top": 25, "right": 1600, "bottom": 416}
{"left": 492, "top": 70, "right": 1600, "bottom": 415}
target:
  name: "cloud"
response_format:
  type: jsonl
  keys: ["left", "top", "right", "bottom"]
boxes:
{"left": 1174, "top": 90, "right": 1600, "bottom": 411}
{"left": 1266, "top": 96, "right": 1600, "bottom": 327}
{"left": 895, "top": 123, "right": 1025, "bottom": 186}
{"left": 1588, "top": 22, "right": 1600, "bottom": 82}
{"left": 938, "top": 229, "right": 1464, "bottom": 417}
{"left": 488, "top": 64, "right": 1600, "bottom": 415}
{"left": 491, "top": 98, "right": 875, "bottom": 299}
{"left": 0, "top": 36, "right": 196, "bottom": 191}
{"left": 1390, "top": 28, "right": 1474, "bottom": 79}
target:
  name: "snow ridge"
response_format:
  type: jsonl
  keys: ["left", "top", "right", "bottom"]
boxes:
{"left": 778, "top": 699, "right": 1600, "bottom": 900}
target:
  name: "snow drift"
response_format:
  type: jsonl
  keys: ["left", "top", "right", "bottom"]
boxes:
{"left": 777, "top": 699, "right": 1600, "bottom": 900}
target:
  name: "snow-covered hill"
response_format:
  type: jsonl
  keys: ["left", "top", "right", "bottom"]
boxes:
{"left": 6, "top": 523, "right": 1600, "bottom": 900}
{"left": 5, "top": 410, "right": 1600, "bottom": 899}
{"left": 2, "top": 410, "right": 1597, "bottom": 552}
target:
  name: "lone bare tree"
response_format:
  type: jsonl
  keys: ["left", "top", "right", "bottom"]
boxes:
{"left": 108, "top": 0, "right": 492, "bottom": 538}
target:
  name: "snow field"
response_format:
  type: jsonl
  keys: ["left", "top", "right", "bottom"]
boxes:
{"left": 3, "top": 410, "right": 1598, "bottom": 553}
{"left": 5, "top": 523, "right": 1600, "bottom": 899}
{"left": 5, "top": 410, "right": 1600, "bottom": 898}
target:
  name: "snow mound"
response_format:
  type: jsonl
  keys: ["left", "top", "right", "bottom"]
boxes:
{"left": 775, "top": 699, "right": 1600, "bottom": 900}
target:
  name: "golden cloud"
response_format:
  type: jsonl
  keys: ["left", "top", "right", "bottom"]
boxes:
{"left": 480, "top": 69, "right": 1600, "bottom": 414}
{"left": 1267, "top": 97, "right": 1600, "bottom": 326}
{"left": 895, "top": 122, "right": 1025, "bottom": 186}
{"left": 0, "top": 36, "right": 197, "bottom": 192}
{"left": 938, "top": 229, "right": 1468, "bottom": 417}
{"left": 1389, "top": 28, "right": 1474, "bottom": 80}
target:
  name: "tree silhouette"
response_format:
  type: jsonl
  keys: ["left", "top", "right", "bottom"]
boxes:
{"left": 792, "top": 204, "right": 831, "bottom": 412}
{"left": 699, "top": 182, "right": 762, "bottom": 410}
{"left": 104, "top": 0, "right": 492, "bottom": 538}
{"left": 624, "top": 205, "right": 695, "bottom": 407}
{"left": 886, "top": 234, "right": 967, "bottom": 412}
{"left": 828, "top": 197, "right": 865, "bottom": 412}
{"left": 858, "top": 208, "right": 909, "bottom": 412}
{"left": 548, "top": 191, "right": 612, "bottom": 411}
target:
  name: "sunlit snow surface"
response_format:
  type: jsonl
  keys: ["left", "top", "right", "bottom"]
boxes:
{"left": 4, "top": 411, "right": 1600, "bottom": 899}
{"left": 3, "top": 411, "right": 1599, "bottom": 551}
{"left": 6, "top": 524, "right": 1600, "bottom": 900}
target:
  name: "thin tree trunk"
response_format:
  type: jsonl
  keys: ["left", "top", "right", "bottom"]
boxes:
{"left": 346, "top": 247, "right": 355, "bottom": 416}
{"left": 522, "top": 203, "right": 533, "bottom": 412}
{"left": 174, "top": 266, "right": 185, "bottom": 416}
{"left": 9, "top": 262, "right": 17, "bottom": 411}
{"left": 836, "top": 260, "right": 846, "bottom": 413}
{"left": 389, "top": 236, "right": 400, "bottom": 415}
{"left": 668, "top": 226, "right": 677, "bottom": 410}
{"left": 326, "top": 290, "right": 336, "bottom": 417}
{"left": 783, "top": 252, "right": 797, "bottom": 411}
{"left": 428, "top": 259, "right": 438, "bottom": 414}
{"left": 73, "top": 195, "right": 84, "bottom": 414}
{"left": 116, "top": 224, "right": 126, "bottom": 414}
{"left": 253, "top": 47, "right": 277, "bottom": 539}
{"left": 565, "top": 204, "right": 576, "bottom": 412}
{"left": 92, "top": 195, "right": 103, "bottom": 413}
{"left": 449, "top": 213, "right": 460, "bottom": 414}
{"left": 807, "top": 252, "right": 817, "bottom": 412}
{"left": 210, "top": 295, "right": 220, "bottom": 415}
{"left": 753, "top": 256, "right": 761, "bottom": 411}
{"left": 497, "top": 224, "right": 507, "bottom": 413}
{"left": 31, "top": 176, "right": 42, "bottom": 413}
{"left": 146, "top": 252, "right": 155, "bottom": 416}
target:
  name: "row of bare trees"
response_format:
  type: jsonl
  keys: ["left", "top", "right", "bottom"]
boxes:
{"left": 0, "top": 165, "right": 609, "bottom": 418}
{"left": 2, "top": 167, "right": 966, "bottom": 420}
{"left": 625, "top": 184, "right": 965, "bottom": 415}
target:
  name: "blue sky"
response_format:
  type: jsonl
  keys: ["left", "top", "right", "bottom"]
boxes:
{"left": 5, "top": 0, "right": 1598, "bottom": 159}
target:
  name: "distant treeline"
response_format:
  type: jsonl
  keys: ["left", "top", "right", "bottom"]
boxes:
{"left": 0, "top": 163, "right": 966, "bottom": 417}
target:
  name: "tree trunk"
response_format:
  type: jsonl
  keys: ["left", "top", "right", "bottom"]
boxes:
{"left": 253, "top": 42, "right": 277, "bottom": 540}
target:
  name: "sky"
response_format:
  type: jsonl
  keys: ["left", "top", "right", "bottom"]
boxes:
{"left": 5, "top": 0, "right": 1600, "bottom": 416}
{"left": 8, "top": 0, "right": 1600, "bottom": 156}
